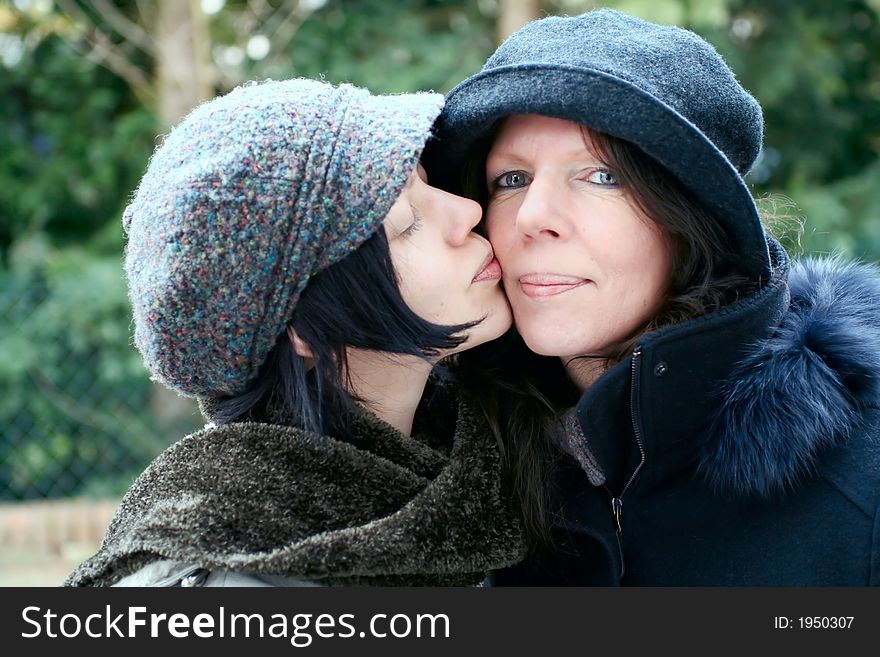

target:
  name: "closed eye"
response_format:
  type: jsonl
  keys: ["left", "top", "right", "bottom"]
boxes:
{"left": 400, "top": 206, "right": 424, "bottom": 237}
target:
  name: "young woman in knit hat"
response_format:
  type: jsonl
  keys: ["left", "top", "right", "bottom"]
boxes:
{"left": 428, "top": 9, "right": 880, "bottom": 585}
{"left": 65, "top": 78, "right": 525, "bottom": 586}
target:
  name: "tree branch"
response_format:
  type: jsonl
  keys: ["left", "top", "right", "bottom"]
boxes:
{"left": 86, "top": 0, "right": 157, "bottom": 57}
{"left": 134, "top": 0, "right": 158, "bottom": 31}
{"left": 55, "top": 0, "right": 98, "bottom": 30}
{"left": 89, "top": 29, "right": 153, "bottom": 95}
{"left": 266, "top": 1, "right": 315, "bottom": 60}
{"left": 56, "top": 0, "right": 154, "bottom": 103}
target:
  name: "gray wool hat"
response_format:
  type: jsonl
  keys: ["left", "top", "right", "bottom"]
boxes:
{"left": 428, "top": 8, "right": 771, "bottom": 281}
{"left": 123, "top": 78, "right": 443, "bottom": 398}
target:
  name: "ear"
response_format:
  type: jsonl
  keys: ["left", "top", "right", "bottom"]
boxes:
{"left": 286, "top": 326, "right": 314, "bottom": 360}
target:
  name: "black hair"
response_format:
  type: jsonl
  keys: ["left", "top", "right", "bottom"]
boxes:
{"left": 207, "top": 228, "right": 479, "bottom": 443}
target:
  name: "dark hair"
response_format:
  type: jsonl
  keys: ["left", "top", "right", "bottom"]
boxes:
{"left": 458, "top": 119, "right": 758, "bottom": 544}
{"left": 207, "top": 228, "right": 478, "bottom": 443}
{"left": 453, "top": 330, "right": 577, "bottom": 544}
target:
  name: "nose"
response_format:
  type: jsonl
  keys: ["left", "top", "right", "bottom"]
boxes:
{"left": 442, "top": 191, "right": 483, "bottom": 246}
{"left": 515, "top": 179, "right": 566, "bottom": 240}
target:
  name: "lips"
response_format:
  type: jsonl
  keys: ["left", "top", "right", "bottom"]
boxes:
{"left": 473, "top": 249, "right": 503, "bottom": 283}
{"left": 518, "top": 273, "right": 590, "bottom": 298}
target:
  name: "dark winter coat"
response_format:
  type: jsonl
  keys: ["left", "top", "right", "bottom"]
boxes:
{"left": 495, "top": 239, "right": 880, "bottom": 586}
{"left": 65, "top": 383, "right": 526, "bottom": 587}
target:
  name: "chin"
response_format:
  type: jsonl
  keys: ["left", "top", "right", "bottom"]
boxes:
{"left": 520, "top": 338, "right": 564, "bottom": 358}
{"left": 460, "top": 308, "right": 513, "bottom": 351}
{"left": 518, "top": 327, "right": 584, "bottom": 358}
{"left": 477, "top": 316, "right": 514, "bottom": 348}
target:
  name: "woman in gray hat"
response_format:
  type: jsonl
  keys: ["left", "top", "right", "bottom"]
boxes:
{"left": 65, "top": 77, "right": 524, "bottom": 586}
{"left": 429, "top": 9, "right": 880, "bottom": 585}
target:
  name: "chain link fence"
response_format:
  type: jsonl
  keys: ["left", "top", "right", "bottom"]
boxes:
{"left": 1, "top": 264, "right": 202, "bottom": 502}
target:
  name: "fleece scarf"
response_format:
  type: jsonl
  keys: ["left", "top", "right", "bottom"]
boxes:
{"left": 65, "top": 390, "right": 526, "bottom": 586}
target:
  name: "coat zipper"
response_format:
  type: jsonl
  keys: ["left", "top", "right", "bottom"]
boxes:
{"left": 605, "top": 346, "right": 647, "bottom": 580}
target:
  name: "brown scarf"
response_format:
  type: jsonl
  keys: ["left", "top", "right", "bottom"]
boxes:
{"left": 65, "top": 389, "right": 526, "bottom": 586}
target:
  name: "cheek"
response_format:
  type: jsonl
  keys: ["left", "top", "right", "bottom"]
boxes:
{"left": 389, "top": 250, "right": 428, "bottom": 311}
{"left": 397, "top": 256, "right": 458, "bottom": 320}
{"left": 486, "top": 216, "right": 514, "bottom": 259}
{"left": 625, "top": 228, "right": 672, "bottom": 308}
{"left": 641, "top": 224, "right": 672, "bottom": 277}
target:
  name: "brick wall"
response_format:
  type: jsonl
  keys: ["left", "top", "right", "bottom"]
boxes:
{"left": 0, "top": 499, "right": 117, "bottom": 552}
{"left": 0, "top": 498, "right": 118, "bottom": 586}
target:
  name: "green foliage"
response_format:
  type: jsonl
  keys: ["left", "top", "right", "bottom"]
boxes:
{"left": 679, "top": 0, "right": 880, "bottom": 258}
{"left": 0, "top": 33, "right": 156, "bottom": 259}
{"left": 214, "top": 0, "right": 496, "bottom": 93}
{"left": 705, "top": 0, "right": 880, "bottom": 186}
{"left": 1, "top": 0, "right": 879, "bottom": 499}
{"left": 0, "top": 7, "right": 174, "bottom": 499}
{"left": 793, "top": 159, "right": 880, "bottom": 258}
{"left": 0, "top": 244, "right": 190, "bottom": 500}
{"left": 288, "top": 0, "right": 494, "bottom": 92}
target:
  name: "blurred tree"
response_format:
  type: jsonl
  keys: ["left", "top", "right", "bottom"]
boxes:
{"left": 0, "top": 244, "right": 184, "bottom": 500}
{"left": 695, "top": 0, "right": 880, "bottom": 258}
{"left": 0, "top": 0, "right": 501, "bottom": 499}
{"left": 1, "top": 0, "right": 878, "bottom": 500}
{"left": 0, "top": 16, "right": 155, "bottom": 257}
{"left": 275, "top": 0, "right": 496, "bottom": 93}
{"left": 497, "top": 0, "right": 542, "bottom": 42}
{"left": 50, "top": 0, "right": 327, "bottom": 127}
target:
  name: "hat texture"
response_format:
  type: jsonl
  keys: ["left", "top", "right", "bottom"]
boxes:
{"left": 430, "top": 9, "right": 770, "bottom": 280}
{"left": 123, "top": 78, "right": 442, "bottom": 397}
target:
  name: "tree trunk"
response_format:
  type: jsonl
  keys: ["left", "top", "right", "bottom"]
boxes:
{"left": 155, "top": 0, "right": 215, "bottom": 127}
{"left": 497, "top": 0, "right": 544, "bottom": 44}
{"left": 149, "top": 0, "right": 216, "bottom": 432}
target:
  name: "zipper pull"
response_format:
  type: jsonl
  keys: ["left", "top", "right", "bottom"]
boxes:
{"left": 611, "top": 496, "right": 623, "bottom": 533}
{"left": 610, "top": 496, "right": 626, "bottom": 579}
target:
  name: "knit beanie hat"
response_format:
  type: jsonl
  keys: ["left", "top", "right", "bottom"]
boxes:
{"left": 426, "top": 9, "right": 770, "bottom": 281}
{"left": 123, "top": 78, "right": 443, "bottom": 398}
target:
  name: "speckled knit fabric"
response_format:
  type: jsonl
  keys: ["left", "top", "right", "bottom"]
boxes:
{"left": 123, "top": 78, "right": 443, "bottom": 397}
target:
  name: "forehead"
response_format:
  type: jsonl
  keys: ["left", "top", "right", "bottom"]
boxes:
{"left": 489, "top": 114, "right": 599, "bottom": 160}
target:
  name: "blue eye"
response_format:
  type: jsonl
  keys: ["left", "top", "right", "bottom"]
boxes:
{"left": 589, "top": 169, "right": 618, "bottom": 186}
{"left": 492, "top": 170, "right": 530, "bottom": 190}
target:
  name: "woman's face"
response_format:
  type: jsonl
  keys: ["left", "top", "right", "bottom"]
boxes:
{"left": 485, "top": 114, "right": 671, "bottom": 361}
{"left": 383, "top": 164, "right": 512, "bottom": 353}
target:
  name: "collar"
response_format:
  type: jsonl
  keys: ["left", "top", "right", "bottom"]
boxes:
{"left": 573, "top": 240, "right": 880, "bottom": 496}
{"left": 66, "top": 389, "right": 526, "bottom": 586}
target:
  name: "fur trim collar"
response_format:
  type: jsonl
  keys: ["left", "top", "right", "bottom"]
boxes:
{"left": 699, "top": 256, "right": 880, "bottom": 496}
{"left": 65, "top": 394, "right": 525, "bottom": 586}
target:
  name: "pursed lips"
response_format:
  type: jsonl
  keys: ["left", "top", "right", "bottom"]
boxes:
{"left": 517, "top": 273, "right": 591, "bottom": 298}
{"left": 472, "top": 248, "right": 502, "bottom": 282}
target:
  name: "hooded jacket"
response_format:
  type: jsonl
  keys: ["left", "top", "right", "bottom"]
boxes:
{"left": 65, "top": 382, "right": 526, "bottom": 587}
{"left": 495, "top": 239, "right": 880, "bottom": 586}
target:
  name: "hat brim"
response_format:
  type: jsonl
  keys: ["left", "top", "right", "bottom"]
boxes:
{"left": 429, "top": 64, "right": 770, "bottom": 281}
